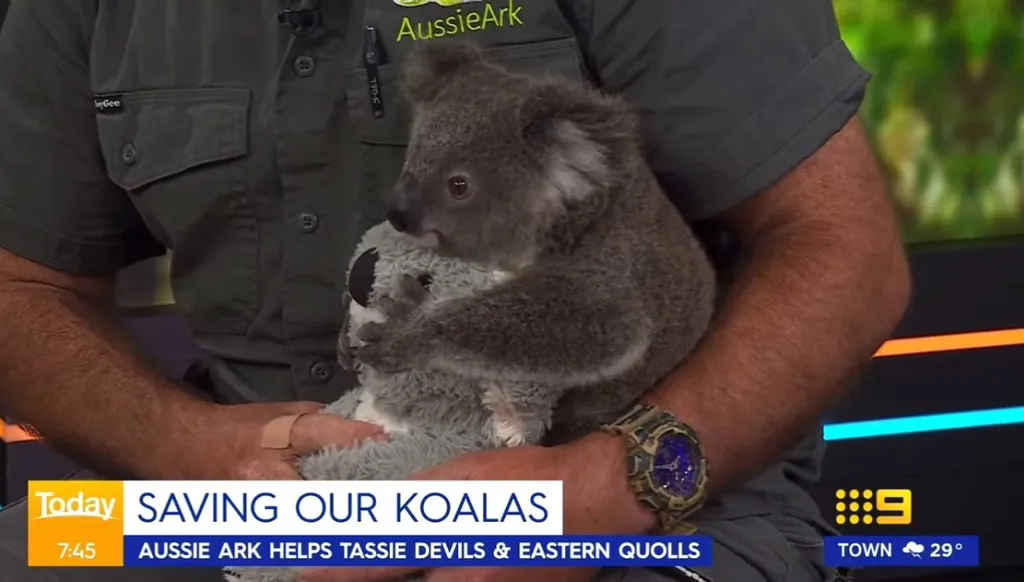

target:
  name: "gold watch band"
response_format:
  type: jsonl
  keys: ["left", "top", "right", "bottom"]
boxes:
{"left": 602, "top": 403, "right": 665, "bottom": 441}
{"left": 601, "top": 403, "right": 708, "bottom": 534}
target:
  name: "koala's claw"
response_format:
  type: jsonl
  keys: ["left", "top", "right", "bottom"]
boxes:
{"left": 377, "top": 297, "right": 400, "bottom": 318}
{"left": 352, "top": 322, "right": 410, "bottom": 373}
{"left": 374, "top": 274, "right": 431, "bottom": 321}
{"left": 356, "top": 321, "right": 388, "bottom": 344}
{"left": 397, "top": 274, "right": 431, "bottom": 304}
{"left": 352, "top": 347, "right": 408, "bottom": 375}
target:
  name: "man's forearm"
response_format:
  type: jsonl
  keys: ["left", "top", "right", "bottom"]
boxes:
{"left": 0, "top": 284, "right": 214, "bottom": 479}
{"left": 647, "top": 225, "right": 910, "bottom": 493}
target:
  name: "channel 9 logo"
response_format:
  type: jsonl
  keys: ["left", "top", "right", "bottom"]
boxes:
{"left": 834, "top": 488, "right": 912, "bottom": 526}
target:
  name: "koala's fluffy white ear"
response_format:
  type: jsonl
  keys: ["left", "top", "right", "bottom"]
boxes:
{"left": 402, "top": 42, "right": 486, "bottom": 103}
{"left": 523, "top": 85, "right": 638, "bottom": 149}
{"left": 521, "top": 84, "right": 640, "bottom": 196}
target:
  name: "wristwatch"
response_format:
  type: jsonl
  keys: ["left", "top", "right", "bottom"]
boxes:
{"left": 600, "top": 403, "right": 709, "bottom": 534}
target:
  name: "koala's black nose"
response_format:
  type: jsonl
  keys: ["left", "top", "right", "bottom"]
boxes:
{"left": 387, "top": 172, "right": 424, "bottom": 233}
{"left": 386, "top": 202, "right": 425, "bottom": 234}
{"left": 386, "top": 207, "right": 411, "bottom": 233}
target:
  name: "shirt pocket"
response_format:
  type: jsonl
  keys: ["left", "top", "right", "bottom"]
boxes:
{"left": 95, "top": 87, "right": 260, "bottom": 335}
{"left": 343, "top": 37, "right": 587, "bottom": 206}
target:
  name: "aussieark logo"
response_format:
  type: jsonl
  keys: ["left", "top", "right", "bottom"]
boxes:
{"left": 393, "top": 0, "right": 523, "bottom": 42}
{"left": 394, "top": 0, "right": 483, "bottom": 6}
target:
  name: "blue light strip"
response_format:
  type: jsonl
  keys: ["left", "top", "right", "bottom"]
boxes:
{"left": 823, "top": 406, "right": 1024, "bottom": 441}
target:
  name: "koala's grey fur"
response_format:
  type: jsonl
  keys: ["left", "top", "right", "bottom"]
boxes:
{"left": 226, "top": 41, "right": 716, "bottom": 582}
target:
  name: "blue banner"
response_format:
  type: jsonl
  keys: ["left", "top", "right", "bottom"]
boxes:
{"left": 122, "top": 535, "right": 713, "bottom": 568}
{"left": 825, "top": 536, "right": 979, "bottom": 568}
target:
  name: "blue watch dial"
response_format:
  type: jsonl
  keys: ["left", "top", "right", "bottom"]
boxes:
{"left": 651, "top": 434, "right": 701, "bottom": 498}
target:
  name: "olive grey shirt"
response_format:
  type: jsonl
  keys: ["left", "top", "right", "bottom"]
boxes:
{"left": 0, "top": 0, "right": 868, "bottom": 528}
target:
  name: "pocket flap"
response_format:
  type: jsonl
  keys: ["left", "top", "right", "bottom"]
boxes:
{"left": 347, "top": 37, "right": 584, "bottom": 146}
{"left": 96, "top": 88, "right": 251, "bottom": 191}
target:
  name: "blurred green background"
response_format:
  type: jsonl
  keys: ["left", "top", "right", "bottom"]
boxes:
{"left": 837, "top": 0, "right": 1024, "bottom": 243}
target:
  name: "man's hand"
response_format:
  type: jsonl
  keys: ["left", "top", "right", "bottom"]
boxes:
{"left": 299, "top": 433, "right": 653, "bottom": 582}
{"left": 185, "top": 401, "right": 388, "bottom": 480}
{"left": 0, "top": 247, "right": 388, "bottom": 480}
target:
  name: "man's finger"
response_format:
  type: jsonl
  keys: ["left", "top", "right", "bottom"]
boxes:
{"left": 289, "top": 414, "right": 388, "bottom": 454}
{"left": 234, "top": 458, "right": 302, "bottom": 481}
{"left": 279, "top": 401, "right": 328, "bottom": 416}
{"left": 257, "top": 465, "right": 303, "bottom": 480}
{"left": 298, "top": 566, "right": 422, "bottom": 582}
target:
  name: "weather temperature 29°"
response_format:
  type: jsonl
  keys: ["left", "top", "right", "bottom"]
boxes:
{"left": 928, "top": 541, "right": 965, "bottom": 558}
{"left": 824, "top": 536, "right": 979, "bottom": 568}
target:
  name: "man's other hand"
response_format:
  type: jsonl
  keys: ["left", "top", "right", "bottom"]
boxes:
{"left": 189, "top": 402, "right": 388, "bottom": 480}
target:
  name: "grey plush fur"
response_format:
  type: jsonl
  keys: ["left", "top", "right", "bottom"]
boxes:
{"left": 225, "top": 41, "right": 716, "bottom": 582}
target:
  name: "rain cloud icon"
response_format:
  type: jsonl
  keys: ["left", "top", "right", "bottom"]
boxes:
{"left": 902, "top": 541, "right": 925, "bottom": 558}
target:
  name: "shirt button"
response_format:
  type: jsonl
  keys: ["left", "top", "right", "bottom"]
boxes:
{"left": 293, "top": 55, "right": 316, "bottom": 77}
{"left": 309, "top": 360, "right": 334, "bottom": 384}
{"left": 120, "top": 143, "right": 137, "bottom": 166}
{"left": 299, "top": 212, "right": 319, "bottom": 233}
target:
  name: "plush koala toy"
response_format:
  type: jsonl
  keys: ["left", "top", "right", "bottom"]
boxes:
{"left": 225, "top": 41, "right": 717, "bottom": 582}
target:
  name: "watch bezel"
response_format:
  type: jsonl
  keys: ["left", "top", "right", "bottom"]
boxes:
{"left": 605, "top": 404, "right": 710, "bottom": 529}
{"left": 635, "top": 425, "right": 708, "bottom": 510}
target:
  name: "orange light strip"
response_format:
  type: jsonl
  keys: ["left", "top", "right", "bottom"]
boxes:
{"left": 874, "top": 328, "right": 1024, "bottom": 357}
{"left": 1, "top": 329, "right": 1021, "bottom": 444}
{"left": 0, "top": 422, "right": 39, "bottom": 443}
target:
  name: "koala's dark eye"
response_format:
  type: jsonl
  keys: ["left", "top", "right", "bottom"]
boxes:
{"left": 446, "top": 175, "right": 470, "bottom": 200}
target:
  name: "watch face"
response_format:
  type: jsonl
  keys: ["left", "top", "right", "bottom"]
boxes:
{"left": 651, "top": 433, "right": 702, "bottom": 499}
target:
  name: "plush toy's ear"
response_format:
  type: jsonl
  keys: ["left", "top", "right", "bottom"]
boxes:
{"left": 348, "top": 248, "right": 379, "bottom": 308}
{"left": 402, "top": 41, "right": 486, "bottom": 103}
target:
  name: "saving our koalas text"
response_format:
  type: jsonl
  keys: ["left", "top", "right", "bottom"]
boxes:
{"left": 135, "top": 491, "right": 551, "bottom": 524}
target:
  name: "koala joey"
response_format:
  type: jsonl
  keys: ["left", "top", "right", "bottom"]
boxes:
{"left": 354, "top": 41, "right": 717, "bottom": 442}
{"left": 224, "top": 41, "right": 716, "bottom": 582}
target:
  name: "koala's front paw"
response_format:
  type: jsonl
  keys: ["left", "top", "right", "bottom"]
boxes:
{"left": 352, "top": 275, "right": 433, "bottom": 373}
{"left": 378, "top": 274, "right": 432, "bottom": 320}
{"left": 352, "top": 321, "right": 413, "bottom": 373}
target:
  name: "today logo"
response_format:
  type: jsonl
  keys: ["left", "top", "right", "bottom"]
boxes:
{"left": 33, "top": 491, "right": 119, "bottom": 522}
{"left": 27, "top": 481, "right": 125, "bottom": 567}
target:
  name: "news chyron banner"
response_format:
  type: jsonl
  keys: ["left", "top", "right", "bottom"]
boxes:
{"left": 26, "top": 480, "right": 714, "bottom": 569}
{"left": 25, "top": 480, "right": 981, "bottom": 570}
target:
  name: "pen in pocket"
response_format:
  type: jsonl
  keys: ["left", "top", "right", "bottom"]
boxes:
{"left": 364, "top": 25, "right": 385, "bottom": 118}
